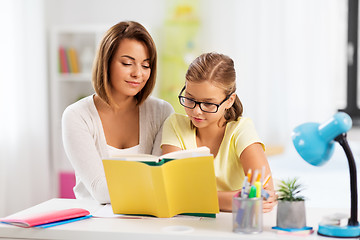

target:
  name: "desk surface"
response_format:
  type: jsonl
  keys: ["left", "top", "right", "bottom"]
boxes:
{"left": 0, "top": 198, "right": 357, "bottom": 240}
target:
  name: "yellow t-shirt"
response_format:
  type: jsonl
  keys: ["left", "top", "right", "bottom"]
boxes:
{"left": 161, "top": 113, "right": 264, "bottom": 191}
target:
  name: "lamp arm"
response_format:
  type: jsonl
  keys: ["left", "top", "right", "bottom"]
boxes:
{"left": 335, "top": 133, "right": 359, "bottom": 226}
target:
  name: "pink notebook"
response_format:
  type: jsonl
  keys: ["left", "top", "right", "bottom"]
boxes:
{"left": 0, "top": 208, "right": 90, "bottom": 228}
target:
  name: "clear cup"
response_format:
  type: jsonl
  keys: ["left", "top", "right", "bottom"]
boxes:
{"left": 232, "top": 197, "right": 263, "bottom": 234}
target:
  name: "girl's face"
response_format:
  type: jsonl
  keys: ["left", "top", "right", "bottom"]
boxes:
{"left": 183, "top": 81, "right": 234, "bottom": 129}
{"left": 109, "top": 38, "right": 151, "bottom": 98}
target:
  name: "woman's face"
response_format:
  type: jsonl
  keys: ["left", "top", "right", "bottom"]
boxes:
{"left": 109, "top": 38, "right": 151, "bottom": 98}
{"left": 183, "top": 81, "right": 231, "bottom": 129}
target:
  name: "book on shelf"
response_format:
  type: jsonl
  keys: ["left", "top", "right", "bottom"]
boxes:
{"left": 65, "top": 48, "right": 73, "bottom": 73}
{"left": 0, "top": 208, "right": 91, "bottom": 228}
{"left": 102, "top": 147, "right": 220, "bottom": 218}
{"left": 58, "top": 46, "right": 80, "bottom": 74}
{"left": 58, "top": 46, "right": 69, "bottom": 73}
{"left": 67, "top": 47, "right": 80, "bottom": 73}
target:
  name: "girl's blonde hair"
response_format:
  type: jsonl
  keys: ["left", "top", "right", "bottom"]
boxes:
{"left": 185, "top": 52, "right": 243, "bottom": 124}
{"left": 92, "top": 21, "right": 157, "bottom": 107}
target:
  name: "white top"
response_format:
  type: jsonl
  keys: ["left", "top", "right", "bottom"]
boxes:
{"left": 107, "top": 144, "right": 140, "bottom": 157}
{"left": 62, "top": 95, "right": 174, "bottom": 204}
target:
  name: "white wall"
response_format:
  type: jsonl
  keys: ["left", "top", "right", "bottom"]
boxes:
{"left": 0, "top": 0, "right": 49, "bottom": 216}
{"left": 44, "top": 0, "right": 165, "bottom": 45}
{"left": 202, "top": 0, "right": 348, "bottom": 147}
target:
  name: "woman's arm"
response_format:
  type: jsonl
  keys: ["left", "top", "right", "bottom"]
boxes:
{"left": 62, "top": 107, "right": 110, "bottom": 204}
{"left": 218, "top": 143, "right": 277, "bottom": 213}
{"left": 150, "top": 99, "right": 174, "bottom": 156}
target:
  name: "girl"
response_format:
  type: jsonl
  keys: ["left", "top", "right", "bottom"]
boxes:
{"left": 161, "top": 52, "right": 276, "bottom": 212}
{"left": 62, "top": 21, "right": 173, "bottom": 203}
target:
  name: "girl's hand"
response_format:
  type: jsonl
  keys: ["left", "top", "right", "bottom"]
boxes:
{"left": 262, "top": 184, "right": 277, "bottom": 213}
{"left": 218, "top": 190, "right": 240, "bottom": 212}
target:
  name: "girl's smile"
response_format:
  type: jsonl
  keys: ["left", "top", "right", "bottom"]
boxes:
{"left": 192, "top": 116, "right": 204, "bottom": 123}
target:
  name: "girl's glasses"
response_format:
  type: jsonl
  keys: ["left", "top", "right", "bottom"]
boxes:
{"left": 178, "top": 86, "right": 231, "bottom": 113}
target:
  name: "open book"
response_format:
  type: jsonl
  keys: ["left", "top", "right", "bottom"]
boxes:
{"left": 102, "top": 147, "right": 219, "bottom": 218}
{"left": 109, "top": 146, "right": 212, "bottom": 163}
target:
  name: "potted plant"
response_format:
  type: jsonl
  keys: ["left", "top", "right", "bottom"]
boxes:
{"left": 276, "top": 177, "right": 306, "bottom": 229}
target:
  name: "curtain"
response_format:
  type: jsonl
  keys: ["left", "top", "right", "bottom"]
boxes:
{"left": 0, "top": 0, "right": 50, "bottom": 217}
{"left": 202, "top": 0, "right": 347, "bottom": 149}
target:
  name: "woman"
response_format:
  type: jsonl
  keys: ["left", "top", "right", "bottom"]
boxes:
{"left": 62, "top": 21, "right": 174, "bottom": 203}
{"left": 161, "top": 52, "right": 277, "bottom": 212}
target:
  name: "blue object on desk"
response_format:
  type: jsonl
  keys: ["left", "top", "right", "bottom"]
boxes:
{"left": 34, "top": 215, "right": 92, "bottom": 228}
{"left": 292, "top": 112, "right": 360, "bottom": 238}
{"left": 272, "top": 226, "right": 313, "bottom": 232}
{"left": 318, "top": 224, "right": 360, "bottom": 238}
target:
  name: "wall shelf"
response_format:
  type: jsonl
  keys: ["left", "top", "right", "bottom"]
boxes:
{"left": 49, "top": 25, "right": 107, "bottom": 197}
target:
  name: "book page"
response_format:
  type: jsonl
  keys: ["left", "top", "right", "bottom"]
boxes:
{"left": 160, "top": 146, "right": 212, "bottom": 160}
{"left": 109, "top": 154, "right": 158, "bottom": 162}
{"left": 109, "top": 147, "right": 212, "bottom": 163}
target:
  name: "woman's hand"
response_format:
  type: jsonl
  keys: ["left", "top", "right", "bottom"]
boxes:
{"left": 262, "top": 184, "right": 277, "bottom": 213}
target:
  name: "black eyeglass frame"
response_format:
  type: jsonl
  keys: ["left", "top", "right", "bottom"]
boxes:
{"left": 178, "top": 86, "right": 232, "bottom": 113}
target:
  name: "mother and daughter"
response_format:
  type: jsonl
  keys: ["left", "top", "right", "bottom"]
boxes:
{"left": 62, "top": 21, "right": 277, "bottom": 213}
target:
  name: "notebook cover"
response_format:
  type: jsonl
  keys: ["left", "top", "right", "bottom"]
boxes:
{"left": 0, "top": 208, "right": 90, "bottom": 227}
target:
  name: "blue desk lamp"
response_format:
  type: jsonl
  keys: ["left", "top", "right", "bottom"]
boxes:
{"left": 292, "top": 112, "right": 360, "bottom": 238}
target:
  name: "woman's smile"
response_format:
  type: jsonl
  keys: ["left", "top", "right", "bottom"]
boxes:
{"left": 126, "top": 80, "right": 141, "bottom": 87}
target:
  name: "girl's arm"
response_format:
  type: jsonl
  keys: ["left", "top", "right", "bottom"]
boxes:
{"left": 161, "top": 144, "right": 182, "bottom": 155}
{"left": 239, "top": 143, "right": 277, "bottom": 213}
{"left": 218, "top": 143, "right": 277, "bottom": 212}
{"left": 218, "top": 191, "right": 240, "bottom": 212}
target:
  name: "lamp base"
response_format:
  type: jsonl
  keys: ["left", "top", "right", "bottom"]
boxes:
{"left": 318, "top": 224, "right": 360, "bottom": 238}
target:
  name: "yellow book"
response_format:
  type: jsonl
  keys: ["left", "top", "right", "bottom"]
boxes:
{"left": 102, "top": 147, "right": 219, "bottom": 218}
{"left": 68, "top": 47, "right": 80, "bottom": 73}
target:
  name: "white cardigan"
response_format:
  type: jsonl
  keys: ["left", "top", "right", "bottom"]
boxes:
{"left": 62, "top": 95, "right": 174, "bottom": 203}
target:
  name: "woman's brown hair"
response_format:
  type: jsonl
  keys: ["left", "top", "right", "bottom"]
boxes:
{"left": 92, "top": 21, "right": 157, "bottom": 107}
{"left": 185, "top": 52, "right": 243, "bottom": 124}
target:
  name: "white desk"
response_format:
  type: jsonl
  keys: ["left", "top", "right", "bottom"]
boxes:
{"left": 0, "top": 198, "right": 357, "bottom": 240}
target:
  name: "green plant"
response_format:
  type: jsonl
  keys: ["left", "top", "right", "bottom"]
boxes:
{"left": 277, "top": 177, "right": 305, "bottom": 201}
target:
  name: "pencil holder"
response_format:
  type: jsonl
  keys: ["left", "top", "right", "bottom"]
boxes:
{"left": 232, "top": 197, "right": 263, "bottom": 234}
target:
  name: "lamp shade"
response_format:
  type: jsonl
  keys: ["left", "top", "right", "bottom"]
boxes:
{"left": 292, "top": 112, "right": 352, "bottom": 166}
